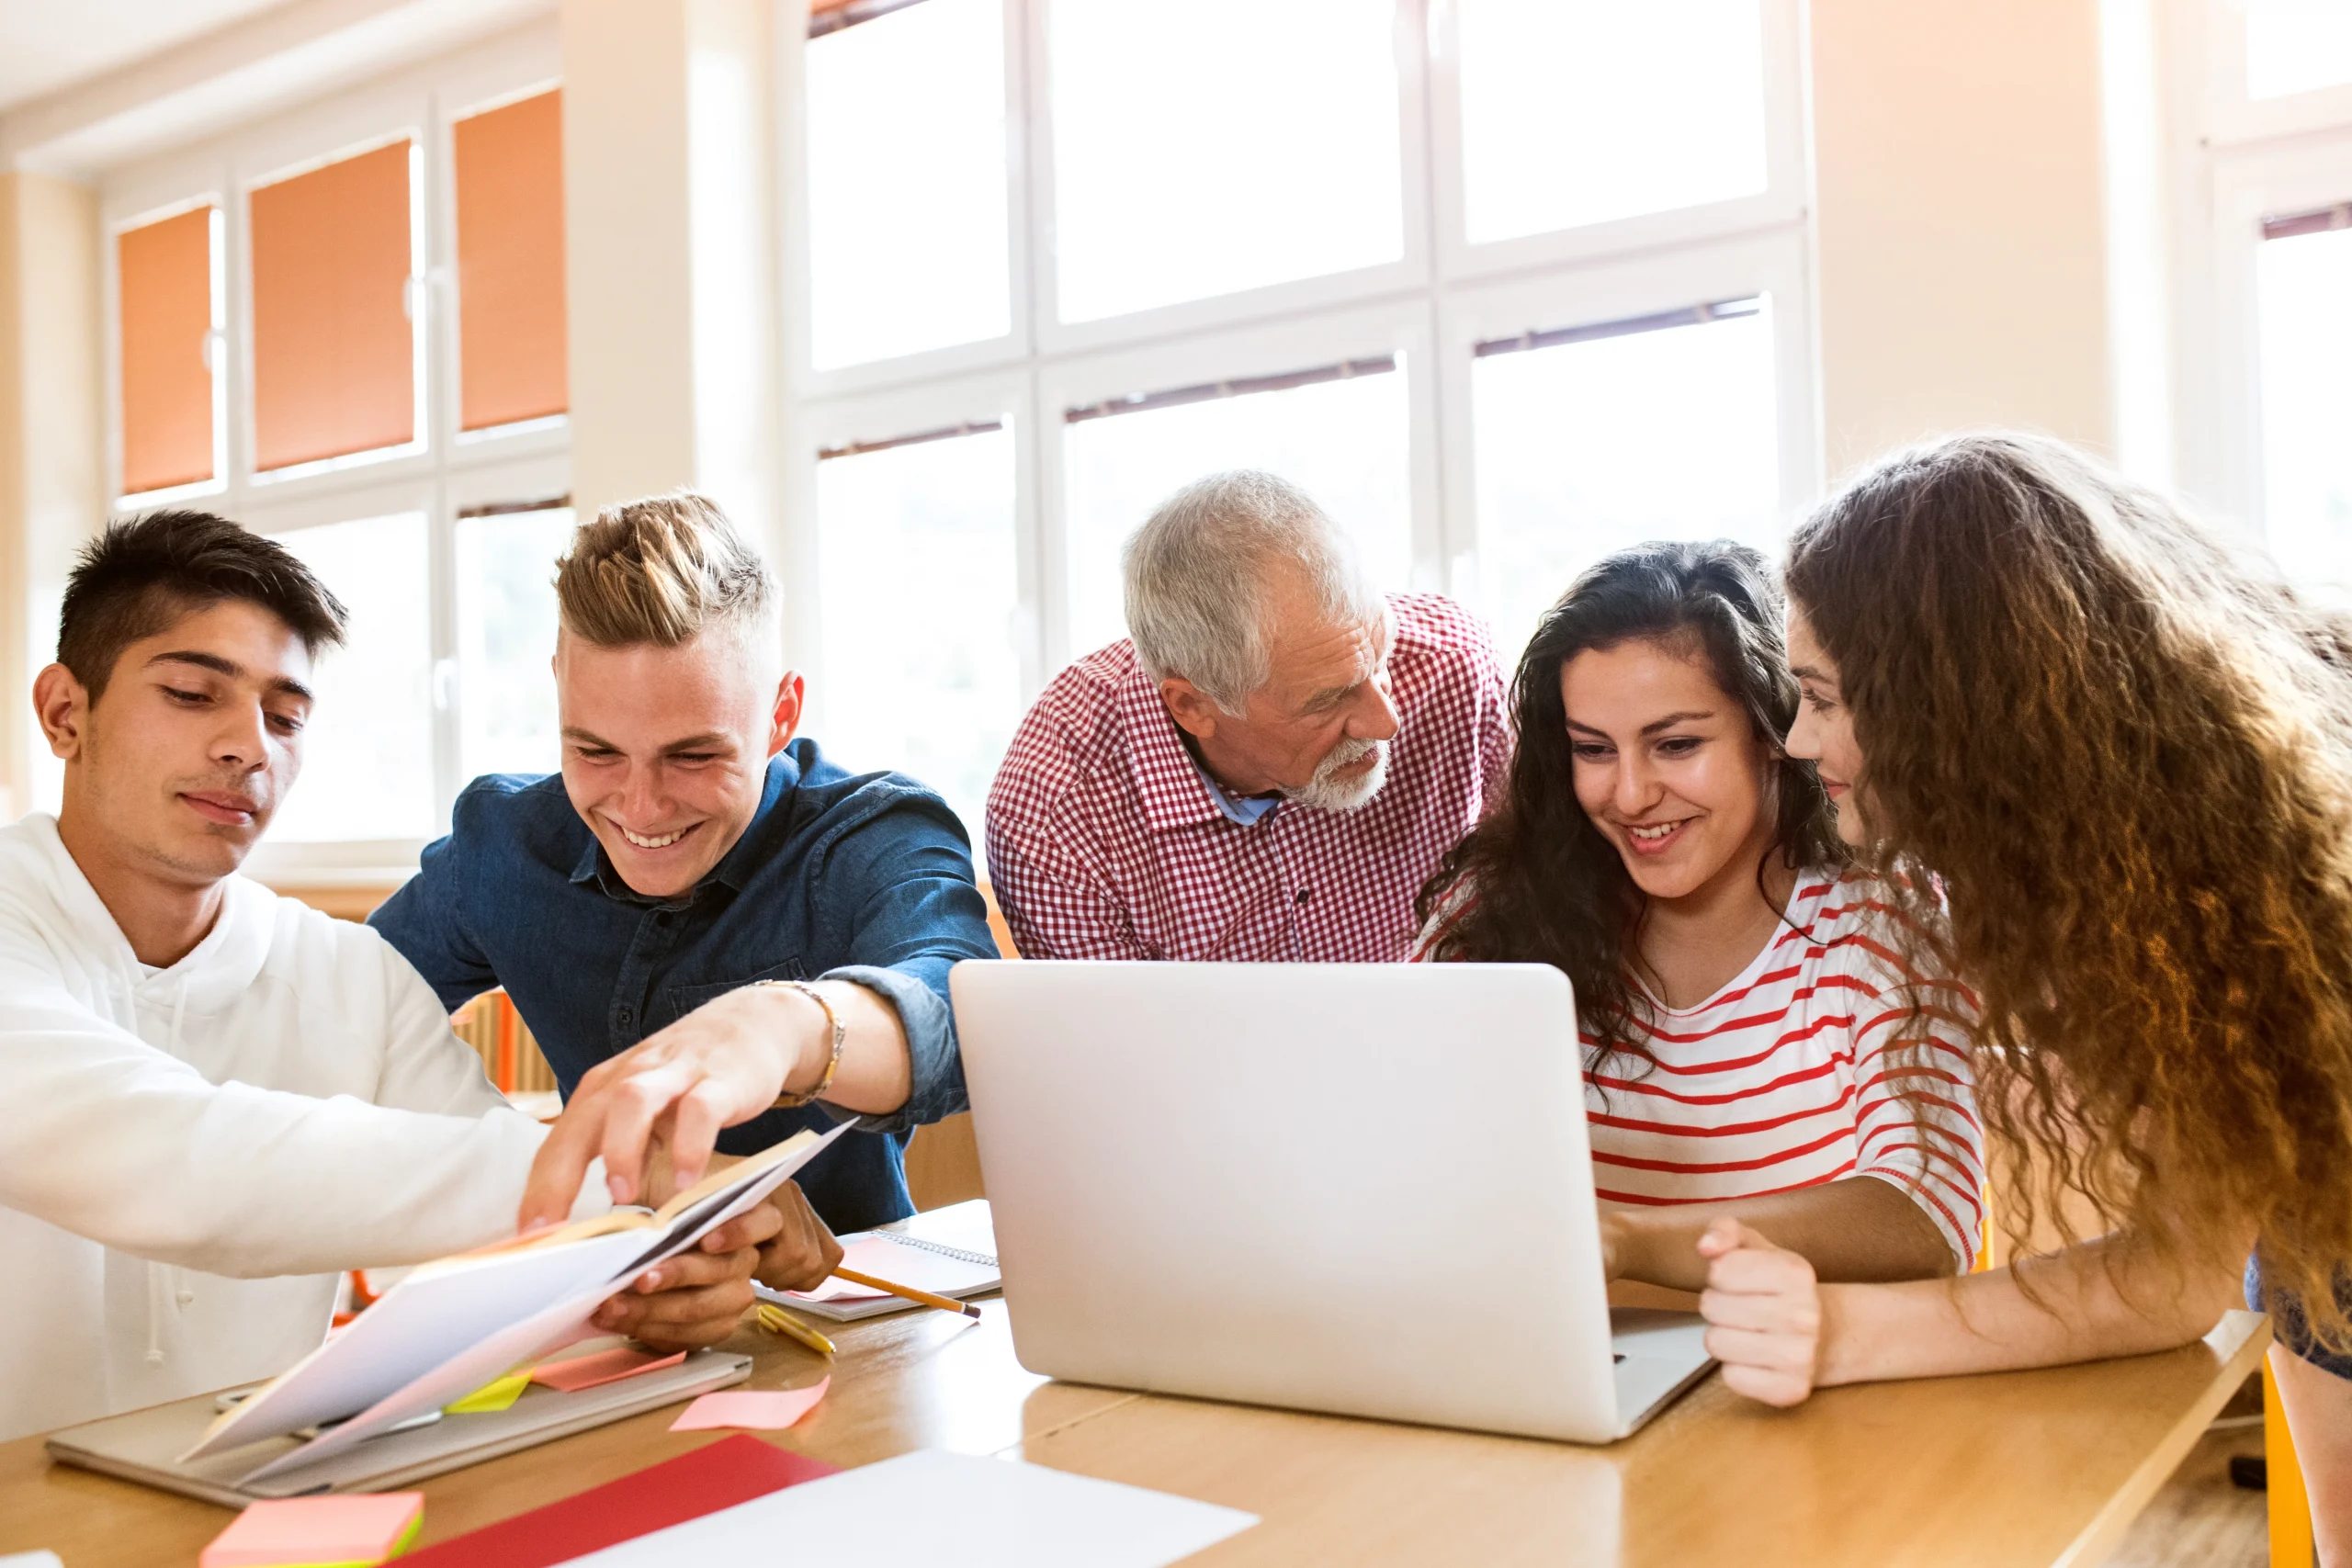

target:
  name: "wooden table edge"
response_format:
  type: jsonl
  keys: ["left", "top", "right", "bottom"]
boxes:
{"left": 2052, "top": 1309, "right": 2273, "bottom": 1568}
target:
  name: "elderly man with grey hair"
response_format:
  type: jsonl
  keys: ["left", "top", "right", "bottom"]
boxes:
{"left": 985, "top": 470, "right": 1509, "bottom": 961}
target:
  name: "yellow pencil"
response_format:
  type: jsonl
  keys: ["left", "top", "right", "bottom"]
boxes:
{"left": 833, "top": 1266, "right": 983, "bottom": 1320}
{"left": 756, "top": 1303, "right": 837, "bottom": 1357}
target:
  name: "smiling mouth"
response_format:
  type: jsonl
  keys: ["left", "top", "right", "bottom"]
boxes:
{"left": 617, "top": 823, "right": 693, "bottom": 850}
{"left": 1622, "top": 818, "right": 1693, "bottom": 854}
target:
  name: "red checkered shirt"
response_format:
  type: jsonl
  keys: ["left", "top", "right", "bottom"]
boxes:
{"left": 985, "top": 593, "right": 1510, "bottom": 962}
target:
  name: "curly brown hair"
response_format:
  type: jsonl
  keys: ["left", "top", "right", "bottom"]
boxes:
{"left": 1785, "top": 432, "right": 2352, "bottom": 1341}
{"left": 1415, "top": 539, "right": 1847, "bottom": 1069}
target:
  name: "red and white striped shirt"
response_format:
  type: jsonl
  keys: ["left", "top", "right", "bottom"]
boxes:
{"left": 986, "top": 593, "right": 1510, "bottom": 963}
{"left": 1420, "top": 870, "right": 1986, "bottom": 1268}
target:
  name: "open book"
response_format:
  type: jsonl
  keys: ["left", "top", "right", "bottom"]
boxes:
{"left": 185, "top": 1121, "right": 854, "bottom": 1480}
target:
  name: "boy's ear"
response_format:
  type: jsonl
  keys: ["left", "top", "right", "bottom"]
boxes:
{"left": 768, "top": 671, "right": 807, "bottom": 758}
{"left": 32, "top": 662, "right": 91, "bottom": 761}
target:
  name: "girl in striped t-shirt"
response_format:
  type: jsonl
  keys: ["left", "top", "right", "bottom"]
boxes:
{"left": 1416, "top": 540, "right": 1983, "bottom": 1289}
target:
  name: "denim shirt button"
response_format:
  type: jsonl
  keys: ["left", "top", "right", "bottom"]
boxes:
{"left": 616, "top": 1004, "right": 635, "bottom": 1027}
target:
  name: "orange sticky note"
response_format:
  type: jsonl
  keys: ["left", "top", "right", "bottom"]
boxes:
{"left": 200, "top": 1493, "right": 423, "bottom": 1567}
{"left": 669, "top": 1377, "right": 830, "bottom": 1432}
{"left": 531, "top": 1347, "right": 686, "bottom": 1393}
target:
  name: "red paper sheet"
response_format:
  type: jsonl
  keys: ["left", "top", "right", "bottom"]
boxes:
{"left": 400, "top": 1434, "right": 838, "bottom": 1567}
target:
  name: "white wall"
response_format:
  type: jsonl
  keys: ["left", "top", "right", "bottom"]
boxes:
{"left": 0, "top": 170, "right": 105, "bottom": 819}
{"left": 1809, "top": 0, "right": 2116, "bottom": 479}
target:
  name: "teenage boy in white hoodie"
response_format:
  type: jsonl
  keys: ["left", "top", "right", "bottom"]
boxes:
{"left": 0, "top": 513, "right": 831, "bottom": 1442}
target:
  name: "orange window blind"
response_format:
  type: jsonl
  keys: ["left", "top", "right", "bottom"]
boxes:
{"left": 118, "top": 207, "right": 216, "bottom": 494}
{"left": 249, "top": 140, "right": 416, "bottom": 472}
{"left": 454, "top": 89, "right": 568, "bottom": 431}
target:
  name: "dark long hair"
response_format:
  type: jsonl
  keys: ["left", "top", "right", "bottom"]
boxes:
{"left": 1416, "top": 540, "right": 1846, "bottom": 1065}
{"left": 1785, "top": 431, "right": 2352, "bottom": 1340}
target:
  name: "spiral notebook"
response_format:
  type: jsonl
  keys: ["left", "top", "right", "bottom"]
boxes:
{"left": 758, "top": 1199, "right": 1000, "bottom": 1322}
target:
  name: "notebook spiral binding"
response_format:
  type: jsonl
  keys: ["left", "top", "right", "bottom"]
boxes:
{"left": 885, "top": 1233, "right": 998, "bottom": 1269}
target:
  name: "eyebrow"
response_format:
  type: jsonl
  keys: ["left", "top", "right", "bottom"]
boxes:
{"left": 148, "top": 649, "right": 313, "bottom": 703}
{"left": 1303, "top": 618, "right": 1396, "bottom": 709}
{"left": 561, "top": 727, "right": 736, "bottom": 756}
{"left": 1789, "top": 664, "right": 1838, "bottom": 685}
{"left": 1563, "top": 710, "right": 1716, "bottom": 739}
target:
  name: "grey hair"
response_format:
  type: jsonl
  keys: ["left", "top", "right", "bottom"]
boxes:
{"left": 1122, "top": 470, "right": 1380, "bottom": 714}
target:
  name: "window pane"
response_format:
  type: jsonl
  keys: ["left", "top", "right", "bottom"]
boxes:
{"left": 454, "top": 90, "right": 568, "bottom": 430}
{"left": 817, "top": 427, "right": 1021, "bottom": 845}
{"left": 1062, "top": 367, "right": 1413, "bottom": 660}
{"left": 118, "top": 206, "right": 218, "bottom": 495}
{"left": 248, "top": 141, "right": 417, "bottom": 471}
{"left": 456, "top": 506, "right": 574, "bottom": 780}
{"left": 1458, "top": 0, "right": 1769, "bottom": 245}
{"left": 1473, "top": 303, "right": 1781, "bottom": 663}
{"left": 808, "top": 0, "right": 1011, "bottom": 368}
{"left": 2258, "top": 228, "right": 2352, "bottom": 599}
{"left": 2246, "top": 0, "right": 2352, "bottom": 100}
{"left": 266, "top": 514, "right": 437, "bottom": 841}
{"left": 1048, "top": 0, "right": 1403, "bottom": 322}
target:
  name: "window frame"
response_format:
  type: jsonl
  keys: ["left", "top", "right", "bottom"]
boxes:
{"left": 95, "top": 23, "right": 571, "bottom": 881}
{"left": 1423, "top": 0, "right": 1810, "bottom": 286}
{"left": 786, "top": 0, "right": 1817, "bottom": 764}
{"left": 2168, "top": 0, "right": 2352, "bottom": 551}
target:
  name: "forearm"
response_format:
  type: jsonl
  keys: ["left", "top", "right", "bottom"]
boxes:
{"left": 1815, "top": 1231, "right": 2246, "bottom": 1386}
{"left": 1608, "top": 1176, "right": 1956, "bottom": 1291}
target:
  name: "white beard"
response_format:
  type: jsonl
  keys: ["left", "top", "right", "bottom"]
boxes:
{"left": 1283, "top": 736, "right": 1390, "bottom": 813}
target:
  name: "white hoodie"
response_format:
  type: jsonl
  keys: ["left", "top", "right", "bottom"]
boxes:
{"left": 0, "top": 814, "right": 566, "bottom": 1441}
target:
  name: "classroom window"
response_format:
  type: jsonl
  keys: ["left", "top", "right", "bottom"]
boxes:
{"left": 1456, "top": 0, "right": 1770, "bottom": 245}
{"left": 247, "top": 140, "right": 421, "bottom": 474}
{"left": 100, "top": 38, "right": 573, "bottom": 864}
{"left": 453, "top": 90, "right": 568, "bottom": 432}
{"left": 807, "top": 0, "right": 1012, "bottom": 369}
{"left": 794, "top": 0, "right": 1812, "bottom": 826}
{"left": 1062, "top": 363, "right": 1413, "bottom": 660}
{"left": 1045, "top": 0, "right": 1405, "bottom": 322}
{"left": 1471, "top": 299, "right": 1781, "bottom": 663}
{"left": 2256, "top": 215, "right": 2352, "bottom": 599}
{"left": 265, "top": 513, "right": 438, "bottom": 843}
{"left": 816, "top": 425, "right": 1021, "bottom": 842}
{"left": 2245, "top": 0, "right": 2352, "bottom": 100}
{"left": 456, "top": 504, "right": 575, "bottom": 781}
{"left": 116, "top": 206, "right": 222, "bottom": 498}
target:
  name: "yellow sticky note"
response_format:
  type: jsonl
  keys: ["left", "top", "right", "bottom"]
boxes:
{"left": 444, "top": 1371, "right": 530, "bottom": 1414}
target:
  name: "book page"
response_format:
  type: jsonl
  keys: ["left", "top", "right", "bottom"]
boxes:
{"left": 193, "top": 1122, "right": 852, "bottom": 1466}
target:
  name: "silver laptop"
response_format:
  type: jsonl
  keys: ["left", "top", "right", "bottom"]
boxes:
{"left": 949, "top": 960, "right": 1714, "bottom": 1444}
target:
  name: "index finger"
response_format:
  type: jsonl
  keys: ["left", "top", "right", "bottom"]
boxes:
{"left": 518, "top": 1101, "right": 608, "bottom": 1231}
{"left": 1703, "top": 1244, "right": 1813, "bottom": 1296}
{"left": 594, "top": 1062, "right": 700, "bottom": 1205}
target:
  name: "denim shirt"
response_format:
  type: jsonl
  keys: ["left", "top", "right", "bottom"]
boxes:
{"left": 368, "top": 738, "right": 998, "bottom": 1232}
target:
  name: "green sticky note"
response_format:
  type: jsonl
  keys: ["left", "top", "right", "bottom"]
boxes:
{"left": 443, "top": 1371, "right": 530, "bottom": 1414}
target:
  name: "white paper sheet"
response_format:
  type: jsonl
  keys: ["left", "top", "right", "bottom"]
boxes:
{"left": 186, "top": 1228, "right": 650, "bottom": 1461}
{"left": 556, "top": 1450, "right": 1257, "bottom": 1568}
{"left": 197, "top": 1120, "right": 854, "bottom": 1469}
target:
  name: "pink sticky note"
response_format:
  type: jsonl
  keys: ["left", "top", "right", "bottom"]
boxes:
{"left": 531, "top": 1347, "right": 687, "bottom": 1393}
{"left": 669, "top": 1377, "right": 830, "bottom": 1432}
{"left": 201, "top": 1492, "right": 424, "bottom": 1567}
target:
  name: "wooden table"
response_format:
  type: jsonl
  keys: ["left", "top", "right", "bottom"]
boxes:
{"left": 0, "top": 1303, "right": 2268, "bottom": 1567}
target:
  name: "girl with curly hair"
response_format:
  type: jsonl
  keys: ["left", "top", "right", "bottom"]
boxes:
{"left": 1415, "top": 540, "right": 1985, "bottom": 1290}
{"left": 1693, "top": 433, "right": 2352, "bottom": 1560}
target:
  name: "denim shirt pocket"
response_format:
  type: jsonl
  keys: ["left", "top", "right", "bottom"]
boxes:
{"left": 661, "top": 956, "right": 811, "bottom": 1028}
